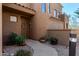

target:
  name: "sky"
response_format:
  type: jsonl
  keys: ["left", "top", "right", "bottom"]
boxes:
{"left": 62, "top": 3, "right": 79, "bottom": 16}
{"left": 62, "top": 3, "right": 79, "bottom": 29}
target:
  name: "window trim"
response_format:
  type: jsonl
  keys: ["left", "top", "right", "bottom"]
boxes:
{"left": 10, "top": 15, "right": 18, "bottom": 23}
{"left": 57, "top": 11, "right": 61, "bottom": 18}
{"left": 48, "top": 3, "right": 51, "bottom": 14}
{"left": 41, "top": 3, "right": 46, "bottom": 13}
{"left": 54, "top": 9, "right": 57, "bottom": 17}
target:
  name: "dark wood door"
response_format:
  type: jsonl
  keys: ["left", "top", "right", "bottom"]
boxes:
{"left": 21, "top": 16, "right": 30, "bottom": 38}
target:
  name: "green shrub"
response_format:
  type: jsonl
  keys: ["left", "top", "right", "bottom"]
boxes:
{"left": 15, "top": 50, "right": 32, "bottom": 56}
{"left": 47, "top": 37, "right": 58, "bottom": 45}
{"left": 7, "top": 32, "right": 17, "bottom": 45}
{"left": 7, "top": 32, "right": 27, "bottom": 46}
{"left": 15, "top": 35, "right": 26, "bottom": 45}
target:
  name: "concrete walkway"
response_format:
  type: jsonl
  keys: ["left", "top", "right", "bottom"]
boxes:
{"left": 26, "top": 40, "right": 58, "bottom": 56}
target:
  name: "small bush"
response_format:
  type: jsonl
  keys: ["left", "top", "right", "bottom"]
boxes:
{"left": 15, "top": 35, "right": 26, "bottom": 46}
{"left": 7, "top": 32, "right": 27, "bottom": 46}
{"left": 7, "top": 32, "right": 17, "bottom": 45}
{"left": 15, "top": 50, "right": 32, "bottom": 56}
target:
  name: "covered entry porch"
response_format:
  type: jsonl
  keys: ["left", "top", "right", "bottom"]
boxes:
{"left": 2, "top": 3, "right": 35, "bottom": 45}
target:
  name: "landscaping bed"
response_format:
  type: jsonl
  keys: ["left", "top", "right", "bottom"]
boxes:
{"left": 3, "top": 32, "right": 34, "bottom": 56}
{"left": 3, "top": 45, "right": 34, "bottom": 56}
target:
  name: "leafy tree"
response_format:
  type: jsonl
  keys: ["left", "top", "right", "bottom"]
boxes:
{"left": 74, "top": 8, "right": 79, "bottom": 18}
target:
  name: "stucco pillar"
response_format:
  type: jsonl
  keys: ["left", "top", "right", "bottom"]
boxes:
{"left": 0, "top": 3, "right": 2, "bottom": 56}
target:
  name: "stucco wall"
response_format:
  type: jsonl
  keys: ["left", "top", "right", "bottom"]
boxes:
{"left": 47, "top": 29, "right": 71, "bottom": 46}
{"left": 50, "top": 3, "right": 62, "bottom": 16}
{"left": 32, "top": 3, "right": 64, "bottom": 40}
{"left": 2, "top": 11, "right": 22, "bottom": 44}
{"left": 0, "top": 3, "right": 2, "bottom": 56}
{"left": 48, "top": 18, "right": 64, "bottom": 29}
{"left": 71, "top": 29, "right": 79, "bottom": 42}
{"left": 2, "top": 3, "right": 65, "bottom": 45}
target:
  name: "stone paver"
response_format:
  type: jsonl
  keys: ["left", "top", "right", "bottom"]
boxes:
{"left": 76, "top": 42, "right": 79, "bottom": 56}
{"left": 26, "top": 40, "right": 58, "bottom": 56}
{"left": 25, "top": 39, "right": 79, "bottom": 56}
{"left": 50, "top": 45, "right": 68, "bottom": 56}
{"left": 4, "top": 40, "right": 79, "bottom": 56}
{"left": 76, "top": 37, "right": 79, "bottom": 56}
{"left": 4, "top": 39, "right": 79, "bottom": 56}
{"left": 44, "top": 42, "right": 69, "bottom": 56}
{"left": 45, "top": 41, "right": 79, "bottom": 56}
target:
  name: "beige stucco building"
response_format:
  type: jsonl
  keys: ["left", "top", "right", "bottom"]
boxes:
{"left": 0, "top": 3, "right": 70, "bottom": 55}
{"left": 2, "top": 3, "right": 69, "bottom": 45}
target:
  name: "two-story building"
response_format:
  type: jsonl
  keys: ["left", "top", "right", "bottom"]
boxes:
{"left": 2, "top": 3, "right": 69, "bottom": 46}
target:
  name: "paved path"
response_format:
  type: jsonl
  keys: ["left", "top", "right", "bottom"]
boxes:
{"left": 26, "top": 40, "right": 58, "bottom": 56}
{"left": 76, "top": 41, "right": 79, "bottom": 56}
{"left": 44, "top": 42, "right": 69, "bottom": 56}
{"left": 45, "top": 41, "right": 79, "bottom": 56}
{"left": 3, "top": 39, "right": 79, "bottom": 56}
{"left": 76, "top": 37, "right": 79, "bottom": 56}
{"left": 45, "top": 42, "right": 79, "bottom": 56}
{"left": 26, "top": 39, "right": 79, "bottom": 56}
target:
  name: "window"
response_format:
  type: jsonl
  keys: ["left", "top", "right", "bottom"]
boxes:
{"left": 54, "top": 9, "right": 57, "bottom": 17}
{"left": 66, "top": 23, "right": 68, "bottom": 29}
{"left": 56, "top": 3, "right": 58, "bottom": 7}
{"left": 57, "top": 12, "right": 60, "bottom": 18}
{"left": 41, "top": 3, "right": 46, "bottom": 13}
{"left": 48, "top": 3, "right": 51, "bottom": 14}
{"left": 10, "top": 16, "right": 17, "bottom": 22}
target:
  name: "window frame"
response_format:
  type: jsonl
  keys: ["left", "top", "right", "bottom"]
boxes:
{"left": 54, "top": 9, "right": 57, "bottom": 17}
{"left": 10, "top": 15, "right": 18, "bottom": 23}
{"left": 41, "top": 3, "right": 46, "bottom": 13}
{"left": 57, "top": 11, "right": 61, "bottom": 18}
{"left": 48, "top": 3, "right": 51, "bottom": 14}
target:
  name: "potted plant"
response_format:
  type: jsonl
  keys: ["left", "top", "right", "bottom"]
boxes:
{"left": 39, "top": 37, "right": 47, "bottom": 43}
{"left": 48, "top": 37, "right": 58, "bottom": 45}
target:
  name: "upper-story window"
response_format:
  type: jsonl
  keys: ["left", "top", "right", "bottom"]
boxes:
{"left": 56, "top": 3, "right": 58, "bottom": 7}
{"left": 41, "top": 3, "right": 46, "bottom": 13}
{"left": 48, "top": 3, "right": 51, "bottom": 14}
{"left": 54, "top": 9, "right": 57, "bottom": 17}
{"left": 57, "top": 12, "right": 60, "bottom": 18}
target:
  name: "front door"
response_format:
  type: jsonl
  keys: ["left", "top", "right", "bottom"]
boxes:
{"left": 21, "top": 16, "right": 30, "bottom": 38}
